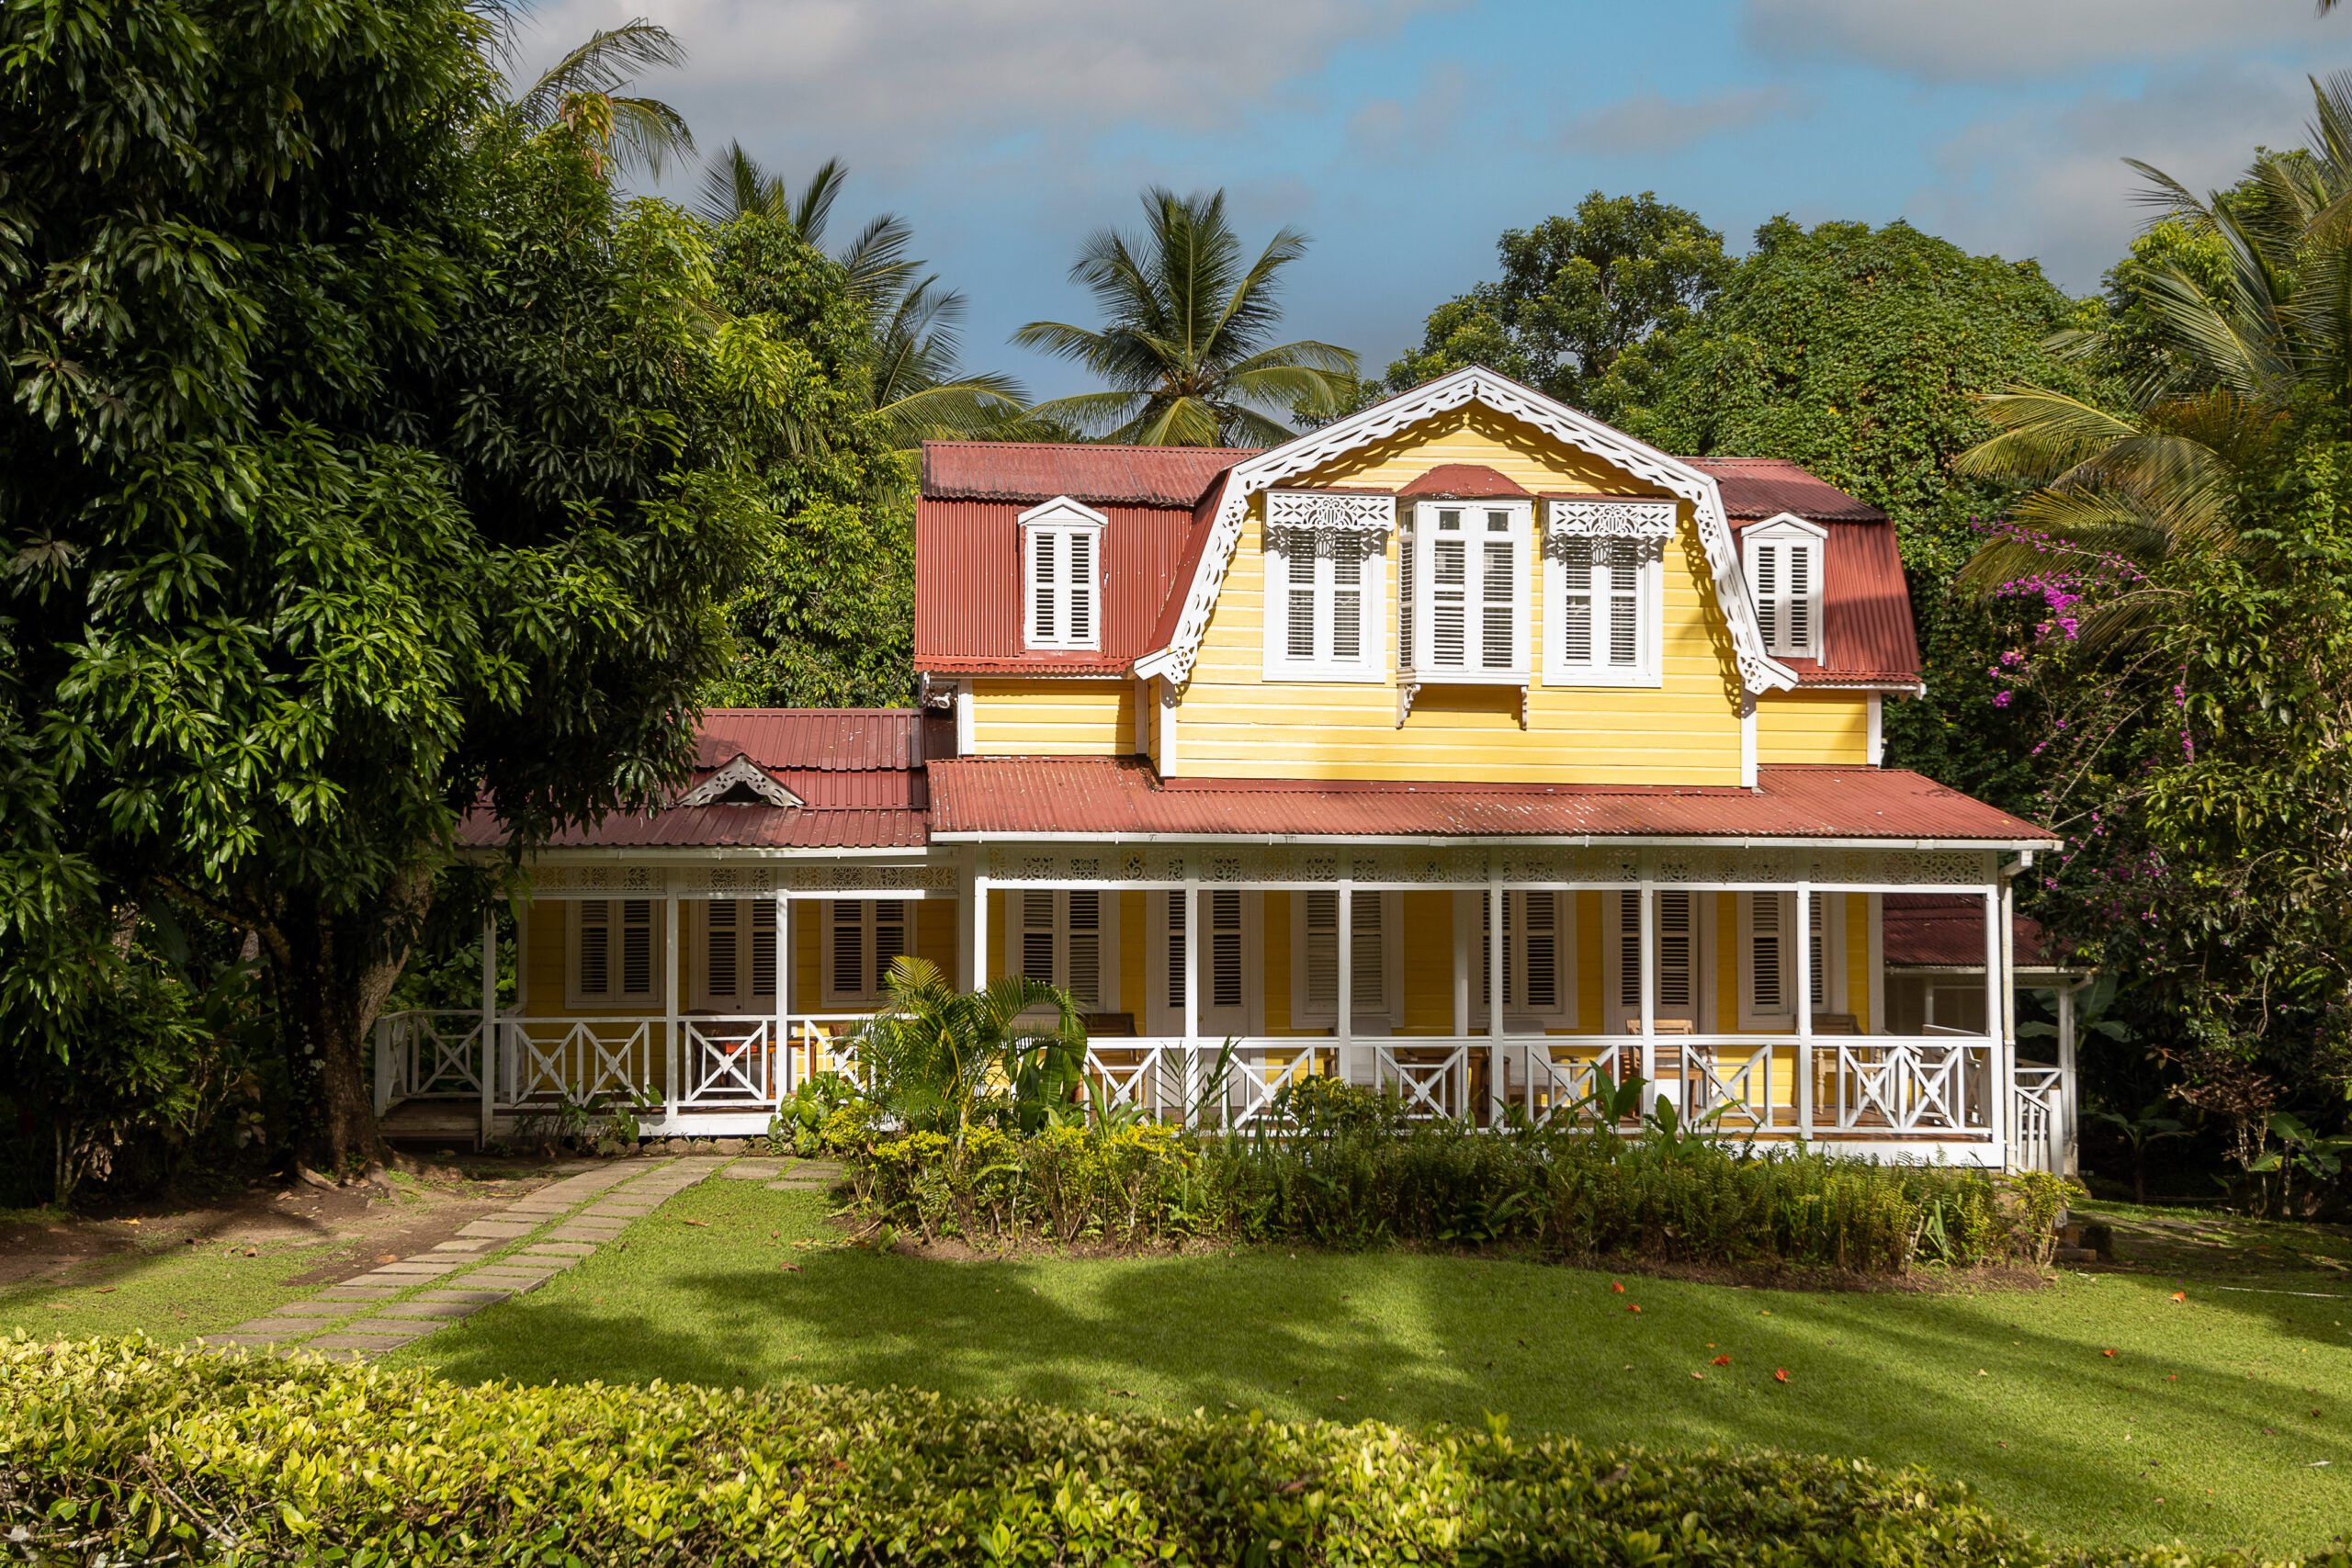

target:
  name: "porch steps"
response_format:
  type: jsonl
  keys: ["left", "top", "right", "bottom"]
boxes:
{"left": 379, "top": 1099, "right": 484, "bottom": 1149}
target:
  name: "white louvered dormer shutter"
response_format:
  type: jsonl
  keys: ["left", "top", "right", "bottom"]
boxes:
{"left": 1408, "top": 502, "right": 1530, "bottom": 681}
{"left": 1743, "top": 513, "right": 1827, "bottom": 661}
{"left": 1262, "top": 491, "right": 1392, "bottom": 681}
{"left": 1544, "top": 499, "right": 1671, "bottom": 686}
{"left": 1019, "top": 496, "right": 1107, "bottom": 651}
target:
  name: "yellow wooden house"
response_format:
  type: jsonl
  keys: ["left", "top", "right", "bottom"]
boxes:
{"left": 390, "top": 367, "right": 2071, "bottom": 1169}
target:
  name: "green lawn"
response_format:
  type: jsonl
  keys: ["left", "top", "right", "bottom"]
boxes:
{"left": 0, "top": 1236, "right": 349, "bottom": 1344}
{"left": 393, "top": 1178, "right": 2352, "bottom": 1558}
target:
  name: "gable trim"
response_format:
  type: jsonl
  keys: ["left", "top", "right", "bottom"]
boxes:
{"left": 1130, "top": 367, "right": 1799, "bottom": 696}
{"left": 674, "top": 754, "right": 805, "bottom": 809}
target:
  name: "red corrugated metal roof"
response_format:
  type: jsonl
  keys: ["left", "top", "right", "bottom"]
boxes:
{"left": 1685, "top": 457, "right": 1886, "bottom": 523}
{"left": 1396, "top": 464, "right": 1530, "bottom": 499}
{"left": 1883, "top": 893, "right": 2064, "bottom": 968}
{"left": 927, "top": 758, "right": 2056, "bottom": 845}
{"left": 1732, "top": 518, "right": 1920, "bottom": 685}
{"left": 922, "top": 442, "right": 1246, "bottom": 505}
{"left": 696, "top": 709, "right": 918, "bottom": 771}
{"left": 915, "top": 500, "right": 1200, "bottom": 666}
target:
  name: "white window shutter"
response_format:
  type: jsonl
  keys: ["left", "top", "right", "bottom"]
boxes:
{"left": 1398, "top": 521, "right": 1417, "bottom": 672}
{"left": 1351, "top": 893, "right": 1384, "bottom": 1010}
{"left": 1787, "top": 541, "right": 1815, "bottom": 657}
{"left": 1657, "top": 891, "right": 1694, "bottom": 1010}
{"left": 1480, "top": 517, "right": 1515, "bottom": 671}
{"left": 1067, "top": 530, "right": 1094, "bottom": 646}
{"left": 1521, "top": 893, "right": 1557, "bottom": 1011}
{"left": 619, "top": 900, "right": 654, "bottom": 998}
{"left": 872, "top": 901, "right": 907, "bottom": 993}
{"left": 1746, "top": 522, "right": 1824, "bottom": 660}
{"left": 1067, "top": 890, "right": 1102, "bottom": 1008}
{"left": 1749, "top": 893, "right": 1785, "bottom": 1014}
{"left": 1559, "top": 539, "right": 1594, "bottom": 665}
{"left": 578, "top": 900, "right": 611, "bottom": 1000}
{"left": 1208, "top": 890, "right": 1243, "bottom": 1009}
{"left": 750, "top": 901, "right": 777, "bottom": 1000}
{"left": 1332, "top": 535, "right": 1363, "bottom": 663}
{"left": 1304, "top": 891, "right": 1338, "bottom": 1014}
{"left": 1605, "top": 541, "right": 1642, "bottom": 667}
{"left": 1031, "top": 530, "right": 1058, "bottom": 644}
{"left": 1431, "top": 512, "right": 1467, "bottom": 669}
{"left": 1617, "top": 894, "right": 1641, "bottom": 1010}
{"left": 830, "top": 899, "right": 865, "bottom": 999}
{"left": 1164, "top": 891, "right": 1186, "bottom": 1012}
{"left": 707, "top": 900, "right": 739, "bottom": 1001}
{"left": 1285, "top": 539, "right": 1317, "bottom": 660}
{"left": 1020, "top": 891, "right": 1056, "bottom": 986}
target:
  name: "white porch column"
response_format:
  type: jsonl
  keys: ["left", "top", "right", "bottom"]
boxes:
{"left": 2058, "top": 981, "right": 2082, "bottom": 1178}
{"left": 479, "top": 910, "right": 497, "bottom": 1147}
{"left": 1182, "top": 873, "right": 1200, "bottom": 1045}
{"left": 969, "top": 871, "right": 989, "bottom": 991}
{"left": 1637, "top": 876, "right": 1657, "bottom": 1111}
{"left": 664, "top": 895, "right": 682, "bottom": 1122}
{"left": 1451, "top": 893, "right": 1471, "bottom": 1038}
{"left": 1984, "top": 885, "right": 2007, "bottom": 1163}
{"left": 1336, "top": 879, "right": 1354, "bottom": 1086}
{"left": 775, "top": 894, "right": 791, "bottom": 1098}
{"left": 1487, "top": 873, "right": 1507, "bottom": 1126}
{"left": 1795, "top": 882, "right": 1814, "bottom": 1140}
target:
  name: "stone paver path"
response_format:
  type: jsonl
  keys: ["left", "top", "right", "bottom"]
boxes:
{"left": 199, "top": 1156, "right": 736, "bottom": 1361}
{"left": 766, "top": 1156, "right": 844, "bottom": 1192}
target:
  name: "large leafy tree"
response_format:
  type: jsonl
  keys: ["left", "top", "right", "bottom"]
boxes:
{"left": 1382, "top": 191, "right": 1731, "bottom": 417}
{"left": 1612, "top": 217, "right": 2093, "bottom": 805}
{"left": 0, "top": 0, "right": 815, "bottom": 1163}
{"left": 1015, "top": 187, "right": 1357, "bottom": 446}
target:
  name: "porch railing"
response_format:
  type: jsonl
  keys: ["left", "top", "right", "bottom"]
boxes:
{"left": 377, "top": 1013, "right": 2024, "bottom": 1156}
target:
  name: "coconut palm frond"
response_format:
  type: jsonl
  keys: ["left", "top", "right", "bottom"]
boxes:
{"left": 510, "top": 19, "right": 694, "bottom": 178}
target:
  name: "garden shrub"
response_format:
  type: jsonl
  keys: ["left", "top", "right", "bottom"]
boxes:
{"left": 0, "top": 1335, "right": 2291, "bottom": 1567}
{"left": 850, "top": 1115, "right": 2052, "bottom": 1271}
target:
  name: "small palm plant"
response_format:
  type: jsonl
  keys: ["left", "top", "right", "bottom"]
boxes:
{"left": 1015, "top": 186, "right": 1358, "bottom": 446}
{"left": 853, "top": 957, "right": 1086, "bottom": 1150}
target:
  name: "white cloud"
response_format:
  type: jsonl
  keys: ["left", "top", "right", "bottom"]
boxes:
{"left": 509, "top": 0, "right": 1452, "bottom": 170}
{"left": 1345, "top": 62, "right": 1474, "bottom": 161}
{"left": 1905, "top": 57, "right": 2327, "bottom": 291}
{"left": 1744, "top": 0, "right": 2326, "bottom": 81}
{"left": 1560, "top": 85, "right": 1799, "bottom": 155}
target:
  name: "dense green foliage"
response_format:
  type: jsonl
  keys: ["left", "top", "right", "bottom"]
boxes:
{"left": 1381, "top": 190, "right": 1732, "bottom": 417}
{"left": 4, "top": 1335, "right": 2298, "bottom": 1567}
{"left": 0, "top": 0, "right": 872, "bottom": 1167}
{"left": 841, "top": 1082, "right": 2064, "bottom": 1272}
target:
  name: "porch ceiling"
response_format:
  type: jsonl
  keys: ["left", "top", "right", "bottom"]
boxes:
{"left": 927, "top": 758, "right": 2059, "bottom": 849}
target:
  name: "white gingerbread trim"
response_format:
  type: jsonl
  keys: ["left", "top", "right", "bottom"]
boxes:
{"left": 1546, "top": 497, "right": 1678, "bottom": 540}
{"left": 1131, "top": 367, "right": 1797, "bottom": 696}
{"left": 1265, "top": 490, "right": 1396, "bottom": 534}
{"left": 674, "top": 754, "right": 804, "bottom": 809}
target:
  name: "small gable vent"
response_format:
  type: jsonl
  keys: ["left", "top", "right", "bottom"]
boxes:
{"left": 675, "top": 754, "right": 803, "bottom": 809}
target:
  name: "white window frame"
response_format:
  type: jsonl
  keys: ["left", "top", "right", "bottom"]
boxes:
{"left": 1145, "top": 888, "right": 1261, "bottom": 1037}
{"left": 1743, "top": 512, "right": 1827, "bottom": 662}
{"left": 1544, "top": 500, "right": 1671, "bottom": 688}
{"left": 1020, "top": 496, "right": 1107, "bottom": 651}
{"left": 1601, "top": 890, "right": 1700, "bottom": 1032}
{"left": 1470, "top": 890, "right": 1575, "bottom": 1029}
{"left": 1736, "top": 891, "right": 1844, "bottom": 1029}
{"left": 1402, "top": 500, "right": 1532, "bottom": 683}
{"left": 1261, "top": 491, "right": 1393, "bottom": 682}
{"left": 820, "top": 898, "right": 911, "bottom": 1008}
{"left": 1291, "top": 890, "right": 1404, "bottom": 1029}
{"left": 566, "top": 898, "right": 664, "bottom": 1010}
{"left": 688, "top": 898, "right": 778, "bottom": 1013}
{"left": 1001, "top": 888, "right": 1121, "bottom": 1012}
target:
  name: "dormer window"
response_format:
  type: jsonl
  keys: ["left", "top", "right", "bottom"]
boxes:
{"left": 1743, "top": 512, "right": 1826, "bottom": 660}
{"left": 1400, "top": 499, "right": 1531, "bottom": 682}
{"left": 1261, "top": 490, "right": 1393, "bottom": 682}
{"left": 1020, "top": 496, "right": 1106, "bottom": 650}
{"left": 1544, "top": 498, "right": 1673, "bottom": 687}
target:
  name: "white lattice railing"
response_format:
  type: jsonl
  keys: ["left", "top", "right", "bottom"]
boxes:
{"left": 372, "top": 1011, "right": 483, "bottom": 1114}
{"left": 2011, "top": 1063, "right": 2064, "bottom": 1174}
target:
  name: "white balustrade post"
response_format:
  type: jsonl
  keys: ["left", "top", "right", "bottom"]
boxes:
{"left": 1795, "top": 883, "right": 1814, "bottom": 1142}
{"left": 1182, "top": 871, "right": 1203, "bottom": 1126}
{"left": 1336, "top": 879, "right": 1353, "bottom": 1089}
{"left": 664, "top": 895, "right": 682, "bottom": 1125}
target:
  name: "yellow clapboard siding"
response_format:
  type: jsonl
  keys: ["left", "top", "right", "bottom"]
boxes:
{"left": 1262, "top": 891, "right": 1300, "bottom": 1033}
{"left": 1119, "top": 891, "right": 1146, "bottom": 1024}
{"left": 972, "top": 678, "right": 1133, "bottom": 755}
{"left": 1398, "top": 890, "right": 1457, "bottom": 1033}
{"left": 525, "top": 900, "right": 564, "bottom": 1010}
{"left": 1577, "top": 891, "right": 1605, "bottom": 1033}
{"left": 1754, "top": 689, "right": 1870, "bottom": 765}
{"left": 1170, "top": 408, "right": 1747, "bottom": 783}
{"left": 1845, "top": 892, "right": 1870, "bottom": 1030}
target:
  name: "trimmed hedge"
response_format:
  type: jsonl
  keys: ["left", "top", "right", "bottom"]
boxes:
{"left": 853, "top": 1122, "right": 2060, "bottom": 1273}
{"left": 0, "top": 1336, "right": 2308, "bottom": 1567}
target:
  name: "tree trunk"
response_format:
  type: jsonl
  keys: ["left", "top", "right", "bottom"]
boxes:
{"left": 276, "top": 863, "right": 436, "bottom": 1169}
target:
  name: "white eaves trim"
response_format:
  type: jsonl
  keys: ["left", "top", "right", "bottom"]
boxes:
{"left": 1131, "top": 366, "right": 1800, "bottom": 696}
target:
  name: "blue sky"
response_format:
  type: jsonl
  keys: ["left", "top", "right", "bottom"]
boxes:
{"left": 514, "top": 0, "right": 2349, "bottom": 401}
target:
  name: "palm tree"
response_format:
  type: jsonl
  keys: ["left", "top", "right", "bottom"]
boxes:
{"left": 1013, "top": 187, "right": 1358, "bottom": 446}
{"left": 1955, "top": 73, "right": 2352, "bottom": 636}
{"left": 853, "top": 957, "right": 1084, "bottom": 1145}
{"left": 506, "top": 18, "right": 694, "bottom": 180}
{"left": 694, "top": 142, "right": 1028, "bottom": 444}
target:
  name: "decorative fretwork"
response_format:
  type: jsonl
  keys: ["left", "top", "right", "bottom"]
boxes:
{"left": 784, "top": 863, "right": 955, "bottom": 893}
{"left": 971, "top": 843, "right": 1996, "bottom": 888}
{"left": 1546, "top": 498, "right": 1677, "bottom": 540}
{"left": 528, "top": 863, "right": 673, "bottom": 895}
{"left": 1265, "top": 490, "right": 1395, "bottom": 534}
